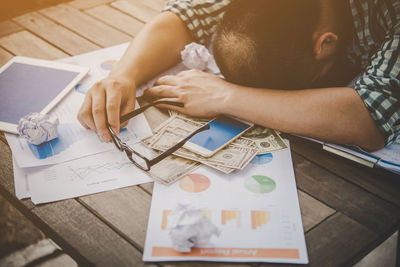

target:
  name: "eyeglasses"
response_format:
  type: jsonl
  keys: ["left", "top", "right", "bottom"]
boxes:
{"left": 107, "top": 100, "right": 210, "bottom": 171}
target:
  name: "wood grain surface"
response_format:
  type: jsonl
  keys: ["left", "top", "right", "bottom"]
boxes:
{"left": 0, "top": 0, "right": 399, "bottom": 266}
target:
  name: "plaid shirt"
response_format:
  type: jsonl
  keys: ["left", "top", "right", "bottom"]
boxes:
{"left": 164, "top": 0, "right": 400, "bottom": 145}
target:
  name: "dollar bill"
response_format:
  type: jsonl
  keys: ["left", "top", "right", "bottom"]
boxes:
{"left": 174, "top": 144, "right": 254, "bottom": 170}
{"left": 142, "top": 116, "right": 202, "bottom": 146}
{"left": 168, "top": 110, "right": 210, "bottom": 124}
{"left": 147, "top": 125, "right": 257, "bottom": 170}
{"left": 147, "top": 155, "right": 201, "bottom": 184}
{"left": 123, "top": 142, "right": 199, "bottom": 184}
{"left": 243, "top": 125, "right": 287, "bottom": 154}
{"left": 142, "top": 115, "right": 260, "bottom": 174}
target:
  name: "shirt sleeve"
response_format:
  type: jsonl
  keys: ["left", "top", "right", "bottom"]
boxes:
{"left": 163, "top": 0, "right": 232, "bottom": 45}
{"left": 353, "top": 35, "right": 400, "bottom": 145}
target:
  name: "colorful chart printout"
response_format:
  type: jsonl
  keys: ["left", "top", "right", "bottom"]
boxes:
{"left": 251, "top": 210, "right": 270, "bottom": 230}
{"left": 179, "top": 173, "right": 210, "bottom": 193}
{"left": 245, "top": 175, "right": 276, "bottom": 194}
{"left": 161, "top": 210, "right": 172, "bottom": 230}
{"left": 251, "top": 153, "right": 273, "bottom": 165}
{"left": 144, "top": 146, "right": 308, "bottom": 264}
{"left": 221, "top": 210, "right": 241, "bottom": 228}
{"left": 161, "top": 209, "right": 212, "bottom": 230}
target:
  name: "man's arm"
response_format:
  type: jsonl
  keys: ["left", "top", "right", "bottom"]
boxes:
{"left": 145, "top": 70, "right": 386, "bottom": 151}
{"left": 77, "top": 12, "right": 193, "bottom": 141}
{"left": 225, "top": 85, "right": 386, "bottom": 151}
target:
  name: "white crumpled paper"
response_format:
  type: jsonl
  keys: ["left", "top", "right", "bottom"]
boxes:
{"left": 17, "top": 113, "right": 59, "bottom": 145}
{"left": 167, "top": 203, "right": 220, "bottom": 252}
{"left": 181, "top": 42, "right": 220, "bottom": 74}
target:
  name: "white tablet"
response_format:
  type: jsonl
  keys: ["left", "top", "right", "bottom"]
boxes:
{"left": 0, "top": 56, "right": 89, "bottom": 134}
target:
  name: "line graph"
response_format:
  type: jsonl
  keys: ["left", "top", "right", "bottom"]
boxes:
{"left": 68, "top": 161, "right": 132, "bottom": 180}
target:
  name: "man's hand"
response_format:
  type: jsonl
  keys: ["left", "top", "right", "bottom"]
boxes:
{"left": 144, "top": 69, "right": 234, "bottom": 118}
{"left": 77, "top": 76, "right": 136, "bottom": 142}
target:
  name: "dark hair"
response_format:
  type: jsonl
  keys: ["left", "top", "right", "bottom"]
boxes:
{"left": 213, "top": 0, "right": 323, "bottom": 89}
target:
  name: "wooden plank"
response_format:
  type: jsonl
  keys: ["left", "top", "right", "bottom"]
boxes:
{"left": 40, "top": 4, "right": 131, "bottom": 47}
{"left": 13, "top": 12, "right": 100, "bottom": 56}
{"left": 302, "top": 213, "right": 378, "bottom": 266}
{"left": 0, "top": 47, "right": 13, "bottom": 66}
{"left": 79, "top": 186, "right": 152, "bottom": 250}
{"left": 139, "top": 182, "right": 154, "bottom": 195}
{"left": 69, "top": 0, "right": 114, "bottom": 10}
{"left": 0, "top": 20, "right": 23, "bottom": 37}
{"left": 0, "top": 31, "right": 68, "bottom": 59}
{"left": 85, "top": 5, "right": 144, "bottom": 37}
{"left": 290, "top": 137, "right": 400, "bottom": 207}
{"left": 298, "top": 190, "right": 335, "bottom": 232}
{"left": 77, "top": 187, "right": 248, "bottom": 267}
{"left": 0, "top": 135, "right": 148, "bottom": 266}
{"left": 292, "top": 152, "right": 400, "bottom": 235}
{"left": 128, "top": 0, "right": 166, "bottom": 12}
{"left": 260, "top": 213, "right": 380, "bottom": 267}
{"left": 0, "top": 140, "right": 35, "bottom": 210}
{"left": 31, "top": 199, "right": 145, "bottom": 266}
{"left": 111, "top": 0, "right": 159, "bottom": 23}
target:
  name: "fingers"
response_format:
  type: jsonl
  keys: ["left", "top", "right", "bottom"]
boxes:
{"left": 91, "top": 88, "right": 110, "bottom": 142}
{"left": 144, "top": 85, "right": 177, "bottom": 98}
{"left": 154, "top": 75, "right": 179, "bottom": 86}
{"left": 77, "top": 77, "right": 137, "bottom": 142}
{"left": 106, "top": 88, "right": 121, "bottom": 134}
{"left": 155, "top": 98, "right": 185, "bottom": 112}
{"left": 77, "top": 93, "right": 96, "bottom": 131}
{"left": 120, "top": 99, "right": 135, "bottom": 128}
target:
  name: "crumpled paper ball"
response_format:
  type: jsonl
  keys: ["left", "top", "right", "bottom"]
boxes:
{"left": 167, "top": 203, "right": 220, "bottom": 252}
{"left": 181, "top": 42, "right": 220, "bottom": 74}
{"left": 17, "top": 113, "right": 59, "bottom": 145}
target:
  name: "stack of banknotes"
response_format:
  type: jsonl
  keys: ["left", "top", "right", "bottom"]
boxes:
{"left": 141, "top": 113, "right": 287, "bottom": 184}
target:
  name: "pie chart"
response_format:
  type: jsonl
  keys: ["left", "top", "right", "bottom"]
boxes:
{"left": 245, "top": 175, "right": 276, "bottom": 194}
{"left": 250, "top": 153, "right": 273, "bottom": 165}
{"left": 179, "top": 173, "right": 210, "bottom": 193}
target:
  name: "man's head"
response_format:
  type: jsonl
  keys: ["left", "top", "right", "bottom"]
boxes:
{"left": 213, "top": 0, "right": 343, "bottom": 89}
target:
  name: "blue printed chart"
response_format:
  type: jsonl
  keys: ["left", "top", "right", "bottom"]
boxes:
{"left": 27, "top": 124, "right": 81, "bottom": 159}
{"left": 6, "top": 88, "right": 151, "bottom": 168}
{"left": 250, "top": 153, "right": 273, "bottom": 165}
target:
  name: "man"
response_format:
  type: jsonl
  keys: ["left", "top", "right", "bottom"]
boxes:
{"left": 77, "top": 0, "right": 399, "bottom": 151}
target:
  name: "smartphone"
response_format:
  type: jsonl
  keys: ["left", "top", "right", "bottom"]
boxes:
{"left": 184, "top": 115, "right": 253, "bottom": 157}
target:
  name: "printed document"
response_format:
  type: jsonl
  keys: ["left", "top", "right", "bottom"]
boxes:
{"left": 143, "top": 144, "right": 308, "bottom": 264}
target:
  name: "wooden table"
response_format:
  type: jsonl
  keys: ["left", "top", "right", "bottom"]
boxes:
{"left": 1, "top": 0, "right": 399, "bottom": 266}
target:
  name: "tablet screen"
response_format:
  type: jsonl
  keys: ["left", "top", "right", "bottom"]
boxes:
{"left": 0, "top": 62, "right": 81, "bottom": 124}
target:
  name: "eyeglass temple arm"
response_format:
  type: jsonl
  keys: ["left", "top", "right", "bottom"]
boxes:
{"left": 119, "top": 100, "right": 184, "bottom": 123}
{"left": 148, "top": 124, "right": 210, "bottom": 166}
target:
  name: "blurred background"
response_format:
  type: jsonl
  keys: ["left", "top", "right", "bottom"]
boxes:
{"left": 0, "top": 0, "right": 70, "bottom": 261}
{"left": 0, "top": 0, "right": 69, "bottom": 21}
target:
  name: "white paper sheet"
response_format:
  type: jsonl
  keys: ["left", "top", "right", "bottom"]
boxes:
{"left": 143, "top": 144, "right": 308, "bottom": 264}
{"left": 324, "top": 136, "right": 400, "bottom": 174}
{"left": 26, "top": 112, "right": 153, "bottom": 204}
{"left": 28, "top": 150, "right": 153, "bottom": 204}
{"left": 6, "top": 91, "right": 150, "bottom": 168}
{"left": 59, "top": 42, "right": 215, "bottom": 98}
{"left": 13, "top": 158, "right": 31, "bottom": 199}
{"left": 59, "top": 43, "right": 130, "bottom": 95}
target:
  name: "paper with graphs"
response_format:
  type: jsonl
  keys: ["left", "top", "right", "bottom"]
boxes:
{"left": 143, "top": 143, "right": 308, "bottom": 264}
